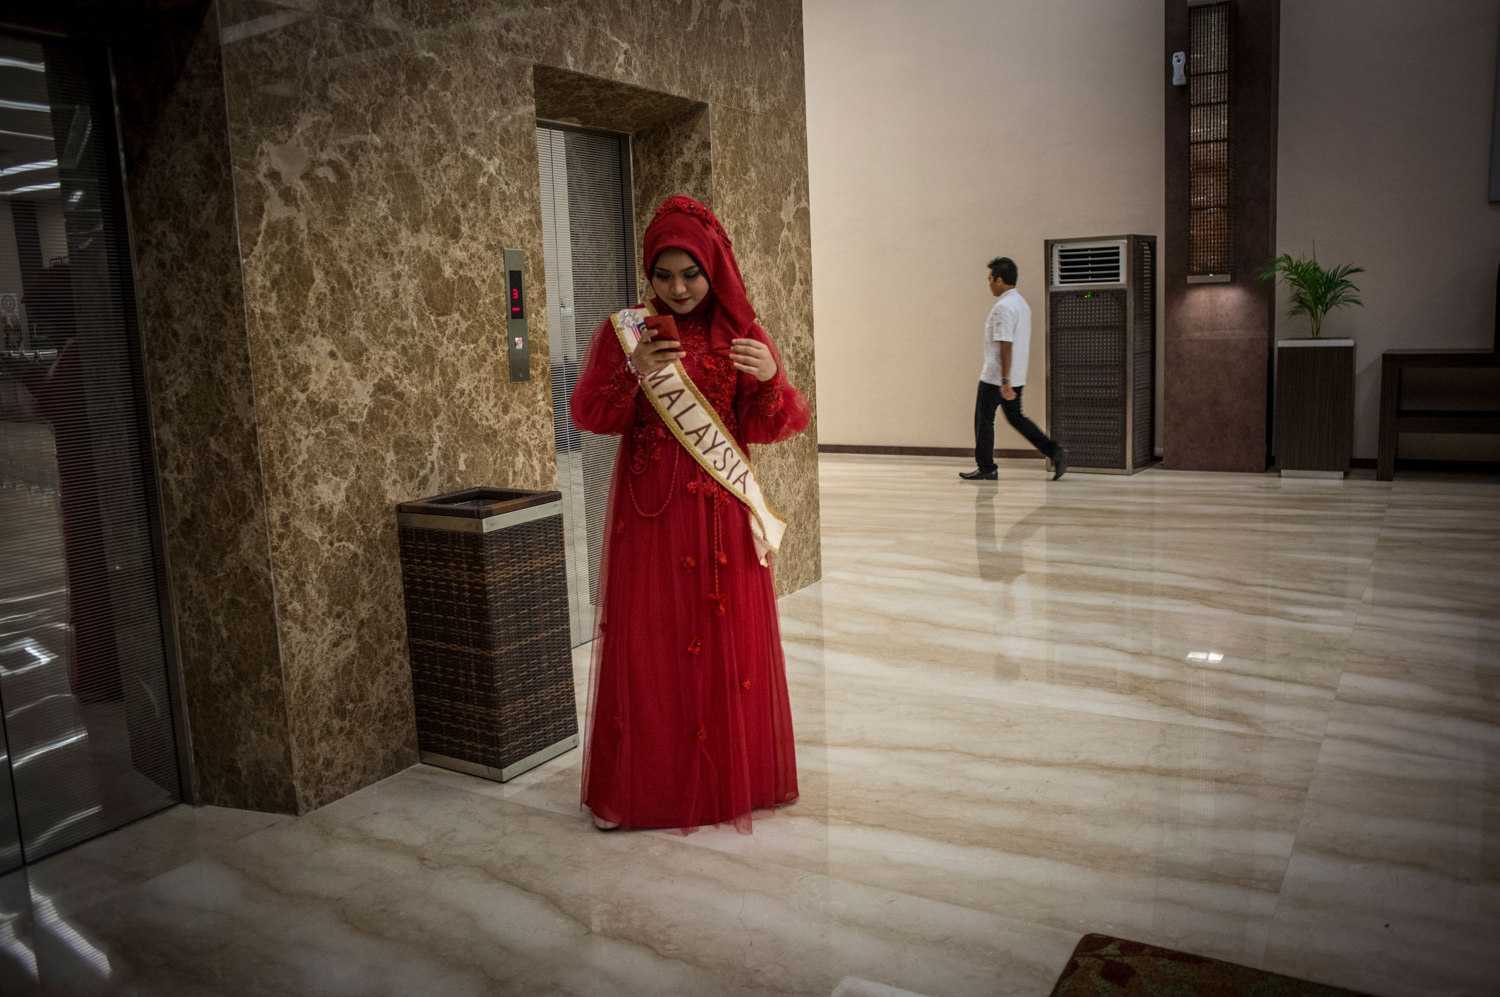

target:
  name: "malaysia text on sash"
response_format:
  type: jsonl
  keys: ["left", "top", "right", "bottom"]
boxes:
{"left": 610, "top": 305, "right": 788, "bottom": 565}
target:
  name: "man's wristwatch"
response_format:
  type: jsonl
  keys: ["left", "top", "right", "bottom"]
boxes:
{"left": 1000, "top": 377, "right": 1010, "bottom": 384}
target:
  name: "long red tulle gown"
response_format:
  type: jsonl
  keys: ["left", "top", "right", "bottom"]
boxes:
{"left": 570, "top": 297, "right": 810, "bottom": 832}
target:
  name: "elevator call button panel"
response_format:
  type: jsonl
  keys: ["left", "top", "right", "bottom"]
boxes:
{"left": 504, "top": 248, "right": 530, "bottom": 383}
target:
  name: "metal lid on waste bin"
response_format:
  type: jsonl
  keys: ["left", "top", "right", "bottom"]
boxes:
{"left": 397, "top": 487, "right": 563, "bottom": 533}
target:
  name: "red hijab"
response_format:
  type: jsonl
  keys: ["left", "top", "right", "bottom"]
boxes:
{"left": 642, "top": 195, "right": 754, "bottom": 354}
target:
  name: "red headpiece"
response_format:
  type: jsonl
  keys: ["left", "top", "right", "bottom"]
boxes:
{"left": 642, "top": 195, "right": 754, "bottom": 353}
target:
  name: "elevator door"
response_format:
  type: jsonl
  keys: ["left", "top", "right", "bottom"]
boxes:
{"left": 0, "top": 34, "right": 184, "bottom": 873}
{"left": 537, "top": 125, "right": 636, "bottom": 647}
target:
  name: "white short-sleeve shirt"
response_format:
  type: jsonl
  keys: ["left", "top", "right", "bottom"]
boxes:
{"left": 980, "top": 288, "right": 1031, "bottom": 388}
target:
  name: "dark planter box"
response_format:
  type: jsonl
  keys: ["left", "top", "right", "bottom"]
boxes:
{"left": 1274, "top": 339, "right": 1354, "bottom": 477}
{"left": 396, "top": 487, "right": 578, "bottom": 782}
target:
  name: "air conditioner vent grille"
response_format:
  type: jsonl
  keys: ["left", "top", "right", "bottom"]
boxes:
{"left": 1045, "top": 235, "right": 1156, "bottom": 474}
{"left": 1051, "top": 241, "right": 1126, "bottom": 287}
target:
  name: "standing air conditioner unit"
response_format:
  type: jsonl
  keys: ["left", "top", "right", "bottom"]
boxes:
{"left": 1045, "top": 235, "right": 1156, "bottom": 474}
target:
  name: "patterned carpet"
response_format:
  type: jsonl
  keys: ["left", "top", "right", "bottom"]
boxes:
{"left": 1051, "top": 934, "right": 1375, "bottom": 996}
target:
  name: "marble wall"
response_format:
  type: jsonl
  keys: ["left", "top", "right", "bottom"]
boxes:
{"left": 218, "top": 1, "right": 556, "bottom": 812}
{"left": 528, "top": 52, "right": 817, "bottom": 595}
{"left": 710, "top": 104, "right": 821, "bottom": 594}
{"left": 7, "top": 0, "right": 816, "bottom": 814}
{"left": 120, "top": 7, "right": 301, "bottom": 813}
{"left": 95, "top": 0, "right": 817, "bottom": 813}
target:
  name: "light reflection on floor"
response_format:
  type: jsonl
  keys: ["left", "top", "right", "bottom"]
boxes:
{"left": 1, "top": 456, "right": 1496, "bottom": 996}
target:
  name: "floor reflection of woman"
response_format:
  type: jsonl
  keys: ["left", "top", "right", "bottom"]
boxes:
{"left": 570, "top": 195, "right": 810, "bottom": 832}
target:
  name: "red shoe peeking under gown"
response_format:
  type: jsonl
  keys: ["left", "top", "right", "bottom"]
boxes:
{"left": 570, "top": 295, "right": 810, "bottom": 833}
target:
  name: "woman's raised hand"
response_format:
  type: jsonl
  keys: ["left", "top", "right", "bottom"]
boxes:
{"left": 730, "top": 338, "right": 777, "bottom": 382}
{"left": 630, "top": 335, "right": 683, "bottom": 377}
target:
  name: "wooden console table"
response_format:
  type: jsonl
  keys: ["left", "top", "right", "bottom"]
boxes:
{"left": 1377, "top": 349, "right": 1500, "bottom": 480}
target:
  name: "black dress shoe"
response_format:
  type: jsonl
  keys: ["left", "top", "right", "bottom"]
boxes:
{"left": 1051, "top": 449, "right": 1069, "bottom": 480}
{"left": 960, "top": 468, "right": 998, "bottom": 480}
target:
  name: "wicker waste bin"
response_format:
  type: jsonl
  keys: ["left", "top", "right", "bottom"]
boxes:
{"left": 396, "top": 487, "right": 577, "bottom": 782}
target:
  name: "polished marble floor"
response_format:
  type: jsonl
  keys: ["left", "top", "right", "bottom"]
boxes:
{"left": 2, "top": 455, "right": 1497, "bottom": 996}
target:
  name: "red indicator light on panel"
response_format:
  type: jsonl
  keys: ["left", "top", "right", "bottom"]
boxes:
{"left": 508, "top": 269, "right": 525, "bottom": 319}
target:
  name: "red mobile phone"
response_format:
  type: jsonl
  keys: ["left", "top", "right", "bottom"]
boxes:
{"left": 642, "top": 315, "right": 678, "bottom": 342}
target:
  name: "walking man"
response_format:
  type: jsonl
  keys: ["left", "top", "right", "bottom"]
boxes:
{"left": 960, "top": 256, "right": 1067, "bottom": 481}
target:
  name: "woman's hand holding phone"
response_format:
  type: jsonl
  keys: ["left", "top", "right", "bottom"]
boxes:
{"left": 632, "top": 315, "right": 683, "bottom": 376}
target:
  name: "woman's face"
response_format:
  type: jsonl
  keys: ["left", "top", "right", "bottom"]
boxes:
{"left": 650, "top": 249, "right": 711, "bottom": 314}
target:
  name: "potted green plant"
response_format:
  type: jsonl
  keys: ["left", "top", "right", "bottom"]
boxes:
{"left": 1257, "top": 253, "right": 1364, "bottom": 338}
{"left": 1258, "top": 252, "right": 1365, "bottom": 477}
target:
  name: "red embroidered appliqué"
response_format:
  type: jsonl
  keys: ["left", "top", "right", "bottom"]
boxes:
{"left": 752, "top": 377, "right": 784, "bottom": 417}
{"left": 629, "top": 416, "right": 667, "bottom": 472}
{"left": 698, "top": 355, "right": 736, "bottom": 417}
{"left": 696, "top": 724, "right": 708, "bottom": 742}
{"left": 670, "top": 313, "right": 739, "bottom": 434}
{"left": 654, "top": 196, "right": 733, "bottom": 249}
{"left": 604, "top": 364, "right": 639, "bottom": 405}
{"left": 687, "top": 636, "right": 702, "bottom": 655}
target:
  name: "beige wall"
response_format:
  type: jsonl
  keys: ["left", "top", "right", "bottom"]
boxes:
{"left": 1277, "top": 0, "right": 1500, "bottom": 460}
{"left": 805, "top": 0, "right": 1164, "bottom": 450}
{"left": 809, "top": 1, "right": 1500, "bottom": 463}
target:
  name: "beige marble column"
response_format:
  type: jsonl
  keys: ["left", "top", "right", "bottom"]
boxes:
{"left": 116, "top": 3, "right": 299, "bottom": 813}
{"left": 218, "top": 1, "right": 559, "bottom": 811}
{"left": 710, "top": 103, "right": 821, "bottom": 595}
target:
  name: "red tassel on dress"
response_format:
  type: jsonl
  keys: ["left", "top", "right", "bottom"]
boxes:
{"left": 570, "top": 300, "right": 810, "bottom": 832}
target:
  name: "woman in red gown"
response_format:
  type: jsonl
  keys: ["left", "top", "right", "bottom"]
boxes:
{"left": 571, "top": 196, "right": 810, "bottom": 832}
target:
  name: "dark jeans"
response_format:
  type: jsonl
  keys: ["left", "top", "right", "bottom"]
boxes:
{"left": 973, "top": 381, "right": 1058, "bottom": 471}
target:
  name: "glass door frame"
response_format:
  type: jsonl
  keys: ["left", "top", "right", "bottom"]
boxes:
{"left": 536, "top": 121, "right": 637, "bottom": 648}
{"left": 100, "top": 42, "right": 198, "bottom": 808}
{"left": 0, "top": 28, "right": 199, "bottom": 871}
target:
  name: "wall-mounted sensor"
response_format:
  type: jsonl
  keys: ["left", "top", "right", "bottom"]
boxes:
{"left": 1172, "top": 51, "right": 1187, "bottom": 86}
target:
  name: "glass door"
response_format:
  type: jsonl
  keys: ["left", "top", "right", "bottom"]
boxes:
{"left": 0, "top": 32, "right": 184, "bottom": 871}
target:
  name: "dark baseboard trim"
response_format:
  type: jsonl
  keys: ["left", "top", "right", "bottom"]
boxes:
{"left": 1351, "top": 456, "right": 1500, "bottom": 475}
{"left": 818, "top": 444, "right": 1043, "bottom": 461}
{"left": 822, "top": 450, "right": 1498, "bottom": 474}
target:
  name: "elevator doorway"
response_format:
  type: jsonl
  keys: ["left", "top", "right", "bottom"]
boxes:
{"left": 537, "top": 125, "right": 637, "bottom": 647}
{"left": 0, "top": 33, "right": 185, "bottom": 873}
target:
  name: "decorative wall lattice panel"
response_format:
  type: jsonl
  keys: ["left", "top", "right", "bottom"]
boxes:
{"left": 1188, "top": 1, "right": 1233, "bottom": 278}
